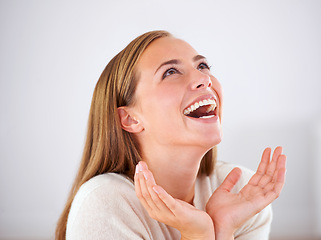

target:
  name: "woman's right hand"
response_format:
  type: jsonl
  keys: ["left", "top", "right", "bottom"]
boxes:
{"left": 205, "top": 147, "right": 286, "bottom": 239}
{"left": 134, "top": 161, "right": 215, "bottom": 240}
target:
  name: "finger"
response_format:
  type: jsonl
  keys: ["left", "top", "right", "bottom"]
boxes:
{"left": 273, "top": 153, "right": 286, "bottom": 182}
{"left": 252, "top": 162, "right": 286, "bottom": 211}
{"left": 248, "top": 148, "right": 271, "bottom": 186}
{"left": 272, "top": 146, "right": 283, "bottom": 162}
{"left": 134, "top": 164, "right": 143, "bottom": 200}
{"left": 137, "top": 162, "right": 175, "bottom": 219}
{"left": 143, "top": 169, "right": 169, "bottom": 212}
{"left": 257, "top": 147, "right": 282, "bottom": 188}
{"left": 134, "top": 164, "right": 152, "bottom": 212}
{"left": 273, "top": 154, "right": 287, "bottom": 188}
{"left": 139, "top": 160, "right": 149, "bottom": 171}
{"left": 218, "top": 167, "right": 242, "bottom": 192}
{"left": 265, "top": 155, "right": 287, "bottom": 201}
{"left": 265, "top": 167, "right": 286, "bottom": 202}
{"left": 264, "top": 146, "right": 283, "bottom": 178}
{"left": 263, "top": 154, "right": 287, "bottom": 193}
{"left": 137, "top": 164, "right": 159, "bottom": 211}
{"left": 153, "top": 185, "right": 178, "bottom": 216}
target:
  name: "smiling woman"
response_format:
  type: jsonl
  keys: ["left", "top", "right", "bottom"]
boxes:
{"left": 55, "top": 30, "right": 286, "bottom": 240}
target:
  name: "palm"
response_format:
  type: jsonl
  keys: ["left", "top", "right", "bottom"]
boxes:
{"left": 206, "top": 147, "right": 286, "bottom": 232}
{"left": 170, "top": 198, "right": 213, "bottom": 235}
{"left": 135, "top": 161, "right": 215, "bottom": 239}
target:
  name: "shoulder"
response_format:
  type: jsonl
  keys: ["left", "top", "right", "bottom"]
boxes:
{"left": 66, "top": 173, "right": 148, "bottom": 239}
{"left": 75, "top": 172, "right": 134, "bottom": 200}
{"left": 68, "top": 173, "right": 136, "bottom": 221}
{"left": 66, "top": 173, "right": 179, "bottom": 239}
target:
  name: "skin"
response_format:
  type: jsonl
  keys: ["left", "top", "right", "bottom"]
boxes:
{"left": 118, "top": 37, "right": 287, "bottom": 240}
{"left": 119, "top": 36, "right": 223, "bottom": 204}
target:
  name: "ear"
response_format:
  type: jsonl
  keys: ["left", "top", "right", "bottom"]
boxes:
{"left": 117, "top": 107, "right": 144, "bottom": 133}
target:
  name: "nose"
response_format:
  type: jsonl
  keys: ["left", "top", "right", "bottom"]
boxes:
{"left": 190, "top": 70, "right": 212, "bottom": 90}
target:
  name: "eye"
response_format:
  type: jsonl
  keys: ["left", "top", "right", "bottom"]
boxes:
{"left": 162, "top": 67, "right": 179, "bottom": 79}
{"left": 197, "top": 62, "right": 211, "bottom": 71}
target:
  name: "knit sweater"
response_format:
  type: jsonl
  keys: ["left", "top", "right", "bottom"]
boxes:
{"left": 66, "top": 161, "right": 272, "bottom": 239}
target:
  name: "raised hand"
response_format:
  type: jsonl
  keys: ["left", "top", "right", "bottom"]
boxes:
{"left": 134, "top": 161, "right": 215, "bottom": 240}
{"left": 206, "top": 147, "right": 286, "bottom": 238}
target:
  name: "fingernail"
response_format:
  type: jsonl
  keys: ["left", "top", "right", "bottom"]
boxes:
{"left": 138, "top": 162, "right": 143, "bottom": 172}
{"left": 153, "top": 186, "right": 159, "bottom": 194}
{"left": 135, "top": 164, "right": 139, "bottom": 174}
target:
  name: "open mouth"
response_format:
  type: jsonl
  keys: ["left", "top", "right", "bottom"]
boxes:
{"left": 183, "top": 98, "right": 217, "bottom": 119}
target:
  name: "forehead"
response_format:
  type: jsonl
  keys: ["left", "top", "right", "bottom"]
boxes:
{"left": 136, "top": 37, "right": 199, "bottom": 70}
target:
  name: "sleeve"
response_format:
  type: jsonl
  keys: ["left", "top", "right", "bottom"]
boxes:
{"left": 234, "top": 205, "right": 273, "bottom": 240}
{"left": 66, "top": 181, "right": 152, "bottom": 240}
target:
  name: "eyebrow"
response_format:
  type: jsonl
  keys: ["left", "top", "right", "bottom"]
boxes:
{"left": 193, "top": 54, "right": 206, "bottom": 62}
{"left": 155, "top": 59, "right": 180, "bottom": 74}
{"left": 154, "top": 55, "right": 207, "bottom": 74}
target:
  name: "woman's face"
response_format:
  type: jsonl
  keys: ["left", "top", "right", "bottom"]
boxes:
{"left": 132, "top": 37, "right": 223, "bottom": 151}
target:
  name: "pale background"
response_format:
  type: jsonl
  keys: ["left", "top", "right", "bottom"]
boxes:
{"left": 1, "top": 0, "right": 320, "bottom": 239}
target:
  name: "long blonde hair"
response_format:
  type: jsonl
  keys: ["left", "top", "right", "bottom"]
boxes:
{"left": 55, "top": 30, "right": 217, "bottom": 240}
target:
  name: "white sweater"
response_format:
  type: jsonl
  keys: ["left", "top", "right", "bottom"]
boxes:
{"left": 66, "top": 161, "right": 272, "bottom": 239}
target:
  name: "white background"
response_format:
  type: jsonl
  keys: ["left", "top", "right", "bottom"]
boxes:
{"left": 1, "top": 0, "right": 321, "bottom": 239}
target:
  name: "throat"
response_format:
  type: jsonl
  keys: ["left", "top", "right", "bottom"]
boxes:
{"left": 143, "top": 153, "right": 201, "bottom": 204}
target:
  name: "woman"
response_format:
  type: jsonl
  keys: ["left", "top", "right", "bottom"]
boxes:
{"left": 56, "top": 30, "right": 286, "bottom": 240}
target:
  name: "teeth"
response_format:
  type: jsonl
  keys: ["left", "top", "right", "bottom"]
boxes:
{"left": 183, "top": 98, "right": 217, "bottom": 115}
{"left": 200, "top": 115, "right": 215, "bottom": 119}
{"left": 206, "top": 104, "right": 215, "bottom": 113}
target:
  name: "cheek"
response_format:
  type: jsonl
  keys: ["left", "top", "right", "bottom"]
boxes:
{"left": 150, "top": 84, "right": 182, "bottom": 109}
{"left": 211, "top": 77, "right": 223, "bottom": 99}
{"left": 142, "top": 86, "right": 183, "bottom": 128}
{"left": 211, "top": 77, "right": 223, "bottom": 118}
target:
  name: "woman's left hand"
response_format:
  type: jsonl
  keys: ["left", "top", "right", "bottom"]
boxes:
{"left": 135, "top": 161, "right": 215, "bottom": 240}
{"left": 206, "top": 146, "right": 286, "bottom": 238}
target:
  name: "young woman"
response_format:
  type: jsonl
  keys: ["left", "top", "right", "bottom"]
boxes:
{"left": 56, "top": 30, "right": 286, "bottom": 240}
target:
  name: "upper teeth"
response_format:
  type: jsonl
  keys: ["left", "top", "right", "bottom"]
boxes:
{"left": 183, "top": 99, "right": 217, "bottom": 115}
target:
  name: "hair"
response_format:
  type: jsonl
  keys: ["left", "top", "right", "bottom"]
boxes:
{"left": 55, "top": 30, "right": 217, "bottom": 240}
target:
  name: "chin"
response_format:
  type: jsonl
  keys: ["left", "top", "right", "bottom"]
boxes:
{"left": 209, "top": 135, "right": 222, "bottom": 148}
{"left": 199, "top": 125, "right": 222, "bottom": 145}
{"left": 196, "top": 132, "right": 222, "bottom": 151}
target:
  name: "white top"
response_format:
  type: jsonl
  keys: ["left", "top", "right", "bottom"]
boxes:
{"left": 66, "top": 161, "right": 272, "bottom": 239}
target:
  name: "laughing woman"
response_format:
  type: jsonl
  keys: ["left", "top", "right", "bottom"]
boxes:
{"left": 56, "top": 30, "right": 286, "bottom": 240}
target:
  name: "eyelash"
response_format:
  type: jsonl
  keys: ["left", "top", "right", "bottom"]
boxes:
{"left": 198, "top": 62, "right": 211, "bottom": 71}
{"left": 162, "top": 62, "right": 211, "bottom": 80}
{"left": 162, "top": 67, "right": 180, "bottom": 79}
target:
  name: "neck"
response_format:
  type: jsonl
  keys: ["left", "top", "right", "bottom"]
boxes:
{"left": 141, "top": 144, "right": 206, "bottom": 204}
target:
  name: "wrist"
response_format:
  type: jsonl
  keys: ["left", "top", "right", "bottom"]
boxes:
{"left": 209, "top": 217, "right": 236, "bottom": 240}
{"left": 180, "top": 219, "right": 215, "bottom": 240}
{"left": 180, "top": 232, "right": 214, "bottom": 240}
{"left": 180, "top": 229, "right": 215, "bottom": 240}
{"left": 214, "top": 228, "right": 234, "bottom": 240}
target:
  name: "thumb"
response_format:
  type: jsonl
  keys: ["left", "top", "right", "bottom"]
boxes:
{"left": 218, "top": 167, "right": 242, "bottom": 192}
